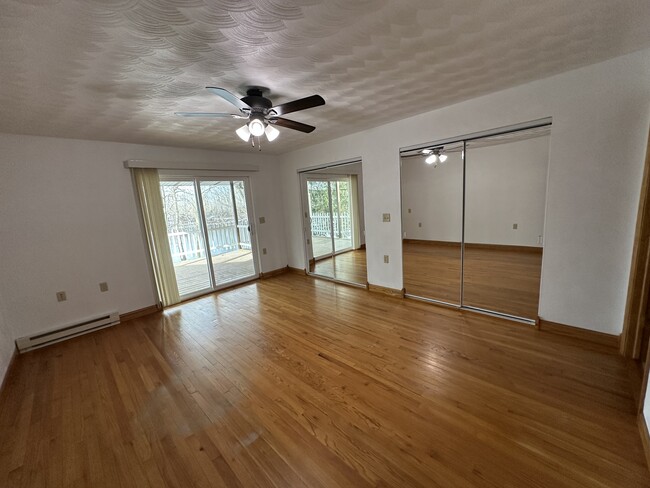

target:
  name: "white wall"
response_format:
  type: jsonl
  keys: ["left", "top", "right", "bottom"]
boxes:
{"left": 402, "top": 136, "right": 549, "bottom": 247}
{"left": 402, "top": 151, "right": 463, "bottom": 242}
{"left": 466, "top": 137, "right": 549, "bottom": 246}
{"left": 280, "top": 49, "right": 650, "bottom": 335}
{"left": 0, "top": 134, "right": 287, "bottom": 342}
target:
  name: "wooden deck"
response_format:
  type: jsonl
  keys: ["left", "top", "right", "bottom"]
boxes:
{"left": 311, "top": 236, "right": 353, "bottom": 258}
{"left": 0, "top": 274, "right": 647, "bottom": 487}
{"left": 175, "top": 249, "right": 255, "bottom": 296}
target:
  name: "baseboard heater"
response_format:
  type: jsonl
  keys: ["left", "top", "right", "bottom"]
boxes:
{"left": 16, "top": 311, "right": 120, "bottom": 353}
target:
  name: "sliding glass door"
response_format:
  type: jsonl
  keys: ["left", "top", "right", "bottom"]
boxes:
{"left": 160, "top": 180, "right": 213, "bottom": 296}
{"left": 160, "top": 177, "right": 259, "bottom": 299}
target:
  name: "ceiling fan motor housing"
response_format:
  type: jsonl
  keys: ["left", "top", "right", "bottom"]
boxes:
{"left": 242, "top": 88, "right": 273, "bottom": 114}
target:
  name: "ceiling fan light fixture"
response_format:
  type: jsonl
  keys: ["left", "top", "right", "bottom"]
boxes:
{"left": 265, "top": 124, "right": 280, "bottom": 141}
{"left": 248, "top": 117, "right": 266, "bottom": 137}
{"left": 425, "top": 154, "right": 437, "bottom": 165}
{"left": 236, "top": 124, "right": 251, "bottom": 141}
{"left": 421, "top": 149, "right": 433, "bottom": 155}
{"left": 439, "top": 153, "right": 448, "bottom": 163}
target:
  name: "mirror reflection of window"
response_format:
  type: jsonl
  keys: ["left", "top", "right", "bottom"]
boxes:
{"left": 300, "top": 161, "right": 367, "bottom": 287}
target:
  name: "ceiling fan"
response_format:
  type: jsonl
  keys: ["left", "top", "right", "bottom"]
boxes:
{"left": 175, "top": 86, "right": 325, "bottom": 145}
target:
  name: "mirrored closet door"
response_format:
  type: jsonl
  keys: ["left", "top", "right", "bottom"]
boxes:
{"left": 401, "top": 141, "right": 464, "bottom": 305}
{"left": 400, "top": 122, "right": 550, "bottom": 323}
{"left": 463, "top": 128, "right": 549, "bottom": 319}
{"left": 300, "top": 161, "right": 367, "bottom": 286}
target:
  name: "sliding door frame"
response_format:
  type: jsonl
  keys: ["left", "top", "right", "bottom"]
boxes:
{"left": 399, "top": 118, "right": 552, "bottom": 325}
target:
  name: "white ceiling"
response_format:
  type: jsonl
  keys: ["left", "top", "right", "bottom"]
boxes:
{"left": 1, "top": 0, "right": 650, "bottom": 154}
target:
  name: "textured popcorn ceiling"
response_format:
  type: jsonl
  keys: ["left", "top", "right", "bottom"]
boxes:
{"left": 1, "top": 0, "right": 650, "bottom": 154}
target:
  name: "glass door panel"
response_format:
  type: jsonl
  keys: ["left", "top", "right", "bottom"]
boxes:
{"left": 200, "top": 180, "right": 256, "bottom": 287}
{"left": 160, "top": 180, "right": 212, "bottom": 297}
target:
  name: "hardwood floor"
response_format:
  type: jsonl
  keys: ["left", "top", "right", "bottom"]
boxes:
{"left": 403, "top": 241, "right": 542, "bottom": 319}
{"left": 311, "top": 248, "right": 367, "bottom": 285}
{"left": 0, "top": 274, "right": 647, "bottom": 487}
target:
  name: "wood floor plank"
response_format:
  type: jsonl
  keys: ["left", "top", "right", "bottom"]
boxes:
{"left": 0, "top": 273, "right": 647, "bottom": 487}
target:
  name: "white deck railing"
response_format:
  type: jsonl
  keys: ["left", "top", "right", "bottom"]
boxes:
{"left": 310, "top": 213, "right": 352, "bottom": 239}
{"left": 167, "top": 220, "right": 251, "bottom": 263}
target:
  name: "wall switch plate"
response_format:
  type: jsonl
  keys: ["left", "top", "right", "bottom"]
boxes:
{"left": 384, "top": 255, "right": 389, "bottom": 264}
{"left": 262, "top": 248, "right": 267, "bottom": 255}
{"left": 382, "top": 213, "right": 391, "bottom": 222}
{"left": 408, "top": 208, "right": 412, "bottom": 213}
{"left": 56, "top": 291, "right": 67, "bottom": 302}
{"left": 418, "top": 222, "right": 422, "bottom": 227}
{"left": 259, "top": 216, "right": 266, "bottom": 224}
{"left": 99, "top": 282, "right": 109, "bottom": 292}
{"left": 513, "top": 223, "right": 518, "bottom": 229}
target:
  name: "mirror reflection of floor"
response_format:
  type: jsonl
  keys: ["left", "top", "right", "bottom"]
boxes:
{"left": 403, "top": 241, "right": 542, "bottom": 319}
{"left": 310, "top": 249, "right": 367, "bottom": 285}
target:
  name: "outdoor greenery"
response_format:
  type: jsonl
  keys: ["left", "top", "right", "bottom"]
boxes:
{"left": 307, "top": 179, "right": 351, "bottom": 239}
{"left": 160, "top": 180, "right": 248, "bottom": 232}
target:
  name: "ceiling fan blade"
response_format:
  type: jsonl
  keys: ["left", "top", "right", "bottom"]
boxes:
{"left": 175, "top": 112, "right": 247, "bottom": 119}
{"left": 206, "top": 87, "right": 251, "bottom": 112}
{"left": 271, "top": 117, "right": 316, "bottom": 133}
{"left": 270, "top": 95, "right": 325, "bottom": 116}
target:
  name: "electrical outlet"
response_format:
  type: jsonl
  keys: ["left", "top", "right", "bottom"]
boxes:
{"left": 382, "top": 213, "right": 390, "bottom": 222}
{"left": 99, "top": 282, "right": 109, "bottom": 292}
{"left": 513, "top": 223, "right": 518, "bottom": 229}
{"left": 262, "top": 248, "right": 267, "bottom": 255}
{"left": 384, "top": 255, "right": 389, "bottom": 264}
{"left": 56, "top": 291, "right": 67, "bottom": 302}
{"left": 259, "top": 216, "right": 266, "bottom": 224}
{"left": 307, "top": 238, "right": 310, "bottom": 244}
